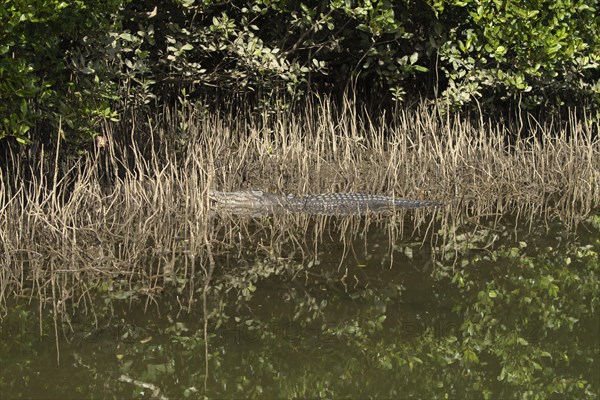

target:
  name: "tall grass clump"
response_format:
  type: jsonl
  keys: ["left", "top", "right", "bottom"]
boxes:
{"left": 0, "top": 97, "right": 598, "bottom": 316}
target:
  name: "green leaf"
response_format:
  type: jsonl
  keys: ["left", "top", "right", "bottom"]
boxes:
{"left": 119, "top": 33, "right": 134, "bottom": 42}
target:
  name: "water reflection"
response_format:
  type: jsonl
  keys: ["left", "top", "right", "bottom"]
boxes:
{"left": 1, "top": 213, "right": 599, "bottom": 399}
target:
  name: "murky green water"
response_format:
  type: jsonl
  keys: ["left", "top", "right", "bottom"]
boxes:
{"left": 1, "top": 214, "right": 599, "bottom": 399}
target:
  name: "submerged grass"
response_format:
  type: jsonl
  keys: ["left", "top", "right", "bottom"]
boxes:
{"left": 0, "top": 97, "right": 598, "bottom": 316}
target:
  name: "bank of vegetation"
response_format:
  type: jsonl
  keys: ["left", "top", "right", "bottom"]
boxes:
{"left": 1, "top": 0, "right": 599, "bottom": 308}
{"left": 0, "top": 0, "right": 599, "bottom": 306}
{"left": 1, "top": 97, "right": 598, "bottom": 312}
{"left": 1, "top": 0, "right": 598, "bottom": 148}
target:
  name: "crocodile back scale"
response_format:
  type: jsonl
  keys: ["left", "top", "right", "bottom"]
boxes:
{"left": 209, "top": 190, "right": 442, "bottom": 216}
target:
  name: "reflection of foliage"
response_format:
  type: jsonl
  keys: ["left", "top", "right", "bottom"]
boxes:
{"left": 450, "top": 240, "right": 599, "bottom": 397}
{"left": 205, "top": 215, "right": 599, "bottom": 398}
{"left": 1, "top": 215, "right": 598, "bottom": 398}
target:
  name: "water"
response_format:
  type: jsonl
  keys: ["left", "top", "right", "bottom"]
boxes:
{"left": 1, "top": 214, "right": 599, "bottom": 399}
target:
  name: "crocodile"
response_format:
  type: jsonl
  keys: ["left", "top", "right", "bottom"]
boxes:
{"left": 209, "top": 190, "right": 442, "bottom": 216}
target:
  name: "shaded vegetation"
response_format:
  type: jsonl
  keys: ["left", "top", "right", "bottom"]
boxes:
{"left": 1, "top": 0, "right": 598, "bottom": 147}
{"left": 1, "top": 0, "right": 123, "bottom": 145}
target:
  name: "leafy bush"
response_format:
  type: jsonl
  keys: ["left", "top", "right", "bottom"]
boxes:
{"left": 111, "top": 0, "right": 432, "bottom": 103}
{"left": 429, "top": 0, "right": 600, "bottom": 110}
{"left": 1, "top": 0, "right": 598, "bottom": 148}
{"left": 0, "top": 0, "right": 123, "bottom": 145}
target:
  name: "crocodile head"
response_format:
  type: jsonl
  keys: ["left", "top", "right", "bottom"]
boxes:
{"left": 208, "top": 190, "right": 285, "bottom": 215}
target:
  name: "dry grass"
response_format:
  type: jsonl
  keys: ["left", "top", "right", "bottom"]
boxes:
{"left": 0, "top": 96, "right": 598, "bottom": 316}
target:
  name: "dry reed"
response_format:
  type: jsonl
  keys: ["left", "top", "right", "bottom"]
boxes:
{"left": 0, "top": 97, "right": 598, "bottom": 317}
